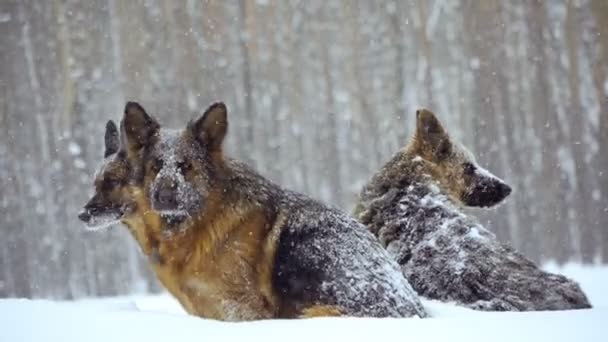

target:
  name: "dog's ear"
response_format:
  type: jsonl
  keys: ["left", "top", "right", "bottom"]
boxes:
{"left": 414, "top": 108, "right": 452, "bottom": 160}
{"left": 190, "top": 102, "right": 228, "bottom": 152}
{"left": 104, "top": 120, "right": 120, "bottom": 158}
{"left": 121, "top": 102, "right": 159, "bottom": 152}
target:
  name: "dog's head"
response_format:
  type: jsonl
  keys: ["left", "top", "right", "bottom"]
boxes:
{"left": 78, "top": 120, "right": 133, "bottom": 230}
{"left": 121, "top": 102, "right": 228, "bottom": 228}
{"left": 408, "top": 109, "right": 511, "bottom": 208}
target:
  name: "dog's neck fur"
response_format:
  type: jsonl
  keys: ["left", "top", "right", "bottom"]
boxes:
{"left": 360, "top": 185, "right": 473, "bottom": 269}
{"left": 355, "top": 150, "right": 463, "bottom": 247}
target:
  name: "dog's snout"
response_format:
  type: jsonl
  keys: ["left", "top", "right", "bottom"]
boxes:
{"left": 463, "top": 178, "right": 512, "bottom": 208}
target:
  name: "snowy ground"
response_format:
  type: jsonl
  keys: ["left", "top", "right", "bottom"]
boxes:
{"left": 1, "top": 263, "right": 606, "bottom": 342}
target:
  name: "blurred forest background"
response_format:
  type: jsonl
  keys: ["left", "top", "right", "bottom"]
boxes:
{"left": 0, "top": 0, "right": 607, "bottom": 299}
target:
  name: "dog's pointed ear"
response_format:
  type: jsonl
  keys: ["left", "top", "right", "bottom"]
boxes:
{"left": 104, "top": 120, "right": 120, "bottom": 158}
{"left": 121, "top": 102, "right": 159, "bottom": 152}
{"left": 190, "top": 102, "right": 228, "bottom": 152}
{"left": 414, "top": 108, "right": 452, "bottom": 159}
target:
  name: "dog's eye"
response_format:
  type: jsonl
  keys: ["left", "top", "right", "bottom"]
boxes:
{"left": 463, "top": 162, "right": 476, "bottom": 176}
{"left": 177, "top": 161, "right": 192, "bottom": 173}
{"left": 102, "top": 178, "right": 120, "bottom": 191}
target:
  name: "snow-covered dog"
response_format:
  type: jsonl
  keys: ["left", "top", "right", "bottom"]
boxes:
{"left": 354, "top": 109, "right": 591, "bottom": 311}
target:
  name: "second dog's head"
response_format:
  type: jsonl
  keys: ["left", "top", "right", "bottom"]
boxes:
{"left": 78, "top": 120, "right": 133, "bottom": 229}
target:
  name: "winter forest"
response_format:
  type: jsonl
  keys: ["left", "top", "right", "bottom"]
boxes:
{"left": 0, "top": 0, "right": 607, "bottom": 299}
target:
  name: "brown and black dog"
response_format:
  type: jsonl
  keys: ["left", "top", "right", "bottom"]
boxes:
{"left": 78, "top": 120, "right": 197, "bottom": 314}
{"left": 79, "top": 102, "right": 427, "bottom": 321}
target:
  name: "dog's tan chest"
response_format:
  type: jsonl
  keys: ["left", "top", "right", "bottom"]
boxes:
{"left": 177, "top": 211, "right": 281, "bottom": 321}
{"left": 181, "top": 255, "right": 275, "bottom": 321}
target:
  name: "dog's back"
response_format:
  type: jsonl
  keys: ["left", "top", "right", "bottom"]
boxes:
{"left": 215, "top": 159, "right": 426, "bottom": 318}
{"left": 269, "top": 184, "right": 425, "bottom": 318}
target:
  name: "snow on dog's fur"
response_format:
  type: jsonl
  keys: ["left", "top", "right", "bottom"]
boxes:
{"left": 354, "top": 109, "right": 591, "bottom": 311}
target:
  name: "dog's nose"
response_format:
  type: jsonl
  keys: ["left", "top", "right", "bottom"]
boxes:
{"left": 155, "top": 186, "right": 178, "bottom": 208}
{"left": 499, "top": 182, "right": 512, "bottom": 198}
{"left": 78, "top": 210, "right": 91, "bottom": 222}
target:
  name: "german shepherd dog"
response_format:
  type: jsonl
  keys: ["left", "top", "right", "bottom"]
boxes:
{"left": 80, "top": 102, "right": 427, "bottom": 321}
{"left": 354, "top": 109, "right": 591, "bottom": 311}
{"left": 78, "top": 120, "right": 199, "bottom": 314}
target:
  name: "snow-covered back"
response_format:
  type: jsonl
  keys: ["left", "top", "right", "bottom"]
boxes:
{"left": 276, "top": 197, "right": 426, "bottom": 318}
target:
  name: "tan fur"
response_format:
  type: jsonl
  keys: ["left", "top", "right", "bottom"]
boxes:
{"left": 120, "top": 186, "right": 197, "bottom": 315}
{"left": 123, "top": 179, "right": 283, "bottom": 320}
{"left": 173, "top": 204, "right": 279, "bottom": 321}
{"left": 299, "top": 305, "right": 342, "bottom": 318}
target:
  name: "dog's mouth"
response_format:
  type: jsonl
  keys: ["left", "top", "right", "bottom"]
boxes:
{"left": 79, "top": 210, "right": 122, "bottom": 231}
{"left": 158, "top": 210, "right": 189, "bottom": 225}
{"left": 78, "top": 204, "right": 132, "bottom": 231}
